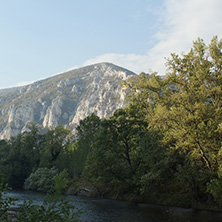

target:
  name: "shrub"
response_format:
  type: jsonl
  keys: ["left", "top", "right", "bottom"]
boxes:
{"left": 0, "top": 182, "right": 16, "bottom": 221}
{"left": 16, "top": 196, "right": 81, "bottom": 222}
{"left": 24, "top": 167, "right": 58, "bottom": 192}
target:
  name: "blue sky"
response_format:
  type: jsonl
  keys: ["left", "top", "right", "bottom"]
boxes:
{"left": 1, "top": 0, "right": 222, "bottom": 89}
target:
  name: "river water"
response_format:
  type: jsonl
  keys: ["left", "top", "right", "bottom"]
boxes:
{"left": 5, "top": 190, "right": 222, "bottom": 222}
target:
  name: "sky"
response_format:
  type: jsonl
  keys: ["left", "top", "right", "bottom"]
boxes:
{"left": 0, "top": 0, "right": 222, "bottom": 89}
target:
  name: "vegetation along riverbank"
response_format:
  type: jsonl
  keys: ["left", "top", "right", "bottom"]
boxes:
{"left": 0, "top": 37, "right": 222, "bottom": 220}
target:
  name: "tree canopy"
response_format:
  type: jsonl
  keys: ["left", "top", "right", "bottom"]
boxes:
{"left": 0, "top": 36, "right": 221, "bottom": 209}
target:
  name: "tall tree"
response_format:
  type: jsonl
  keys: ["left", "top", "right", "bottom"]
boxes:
{"left": 1, "top": 123, "right": 43, "bottom": 188}
{"left": 40, "top": 125, "right": 71, "bottom": 169}
{"left": 129, "top": 37, "right": 222, "bottom": 204}
{"left": 73, "top": 113, "right": 101, "bottom": 177}
{"left": 84, "top": 107, "right": 162, "bottom": 199}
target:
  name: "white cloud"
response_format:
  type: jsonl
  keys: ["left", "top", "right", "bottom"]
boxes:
{"left": 83, "top": 53, "right": 150, "bottom": 74}
{"left": 8, "top": 67, "right": 79, "bottom": 89}
{"left": 149, "top": 0, "right": 222, "bottom": 73}
{"left": 66, "top": 66, "right": 79, "bottom": 72}
{"left": 13, "top": 81, "right": 33, "bottom": 87}
{"left": 0, "top": 81, "right": 34, "bottom": 89}
{"left": 83, "top": 0, "right": 222, "bottom": 75}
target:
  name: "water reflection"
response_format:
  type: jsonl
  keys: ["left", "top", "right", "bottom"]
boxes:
{"left": 6, "top": 190, "right": 222, "bottom": 222}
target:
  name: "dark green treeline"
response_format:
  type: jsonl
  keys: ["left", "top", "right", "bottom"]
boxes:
{"left": 0, "top": 37, "right": 222, "bottom": 209}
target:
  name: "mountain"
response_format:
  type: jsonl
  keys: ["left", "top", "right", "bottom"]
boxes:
{"left": 0, "top": 63, "right": 136, "bottom": 140}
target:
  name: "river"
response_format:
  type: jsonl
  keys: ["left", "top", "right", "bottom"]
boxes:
{"left": 5, "top": 190, "right": 222, "bottom": 222}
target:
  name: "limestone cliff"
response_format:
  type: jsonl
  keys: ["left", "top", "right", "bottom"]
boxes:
{"left": 0, "top": 63, "right": 135, "bottom": 140}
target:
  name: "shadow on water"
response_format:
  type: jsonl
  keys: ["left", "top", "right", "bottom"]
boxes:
{"left": 5, "top": 190, "right": 222, "bottom": 222}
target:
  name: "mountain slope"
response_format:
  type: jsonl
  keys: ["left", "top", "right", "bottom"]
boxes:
{"left": 0, "top": 63, "right": 136, "bottom": 139}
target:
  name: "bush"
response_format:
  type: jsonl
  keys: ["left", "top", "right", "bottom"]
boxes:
{"left": 24, "top": 167, "right": 58, "bottom": 192}
{"left": 0, "top": 182, "right": 16, "bottom": 221}
{"left": 53, "top": 169, "right": 70, "bottom": 194}
{"left": 16, "top": 196, "right": 81, "bottom": 222}
{"left": 0, "top": 182, "right": 82, "bottom": 221}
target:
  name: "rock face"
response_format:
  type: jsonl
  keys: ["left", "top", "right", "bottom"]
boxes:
{"left": 0, "top": 63, "right": 135, "bottom": 140}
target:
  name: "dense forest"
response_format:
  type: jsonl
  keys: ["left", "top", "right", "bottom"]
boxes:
{"left": 0, "top": 37, "right": 222, "bottom": 211}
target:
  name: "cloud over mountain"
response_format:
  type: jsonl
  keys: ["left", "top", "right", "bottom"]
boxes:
{"left": 83, "top": 0, "right": 222, "bottom": 75}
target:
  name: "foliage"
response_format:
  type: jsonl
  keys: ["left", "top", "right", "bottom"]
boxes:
{"left": 125, "top": 36, "right": 222, "bottom": 206}
{"left": 0, "top": 124, "right": 71, "bottom": 189}
{"left": 24, "top": 167, "right": 58, "bottom": 192}
{"left": 73, "top": 113, "right": 101, "bottom": 177}
{"left": 160, "top": 37, "right": 222, "bottom": 204}
{"left": 24, "top": 167, "right": 71, "bottom": 193}
{"left": 16, "top": 196, "right": 81, "bottom": 222}
{"left": 0, "top": 123, "right": 44, "bottom": 188}
{"left": 207, "top": 165, "right": 222, "bottom": 205}
{"left": 53, "top": 169, "right": 70, "bottom": 194}
{"left": 39, "top": 125, "right": 71, "bottom": 168}
{"left": 84, "top": 107, "right": 163, "bottom": 200}
{"left": 0, "top": 36, "right": 221, "bottom": 209}
{"left": 0, "top": 182, "right": 81, "bottom": 222}
{"left": 0, "top": 182, "right": 16, "bottom": 222}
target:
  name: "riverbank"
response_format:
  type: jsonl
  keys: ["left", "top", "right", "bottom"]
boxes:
{"left": 5, "top": 189, "right": 222, "bottom": 222}
{"left": 63, "top": 179, "right": 222, "bottom": 213}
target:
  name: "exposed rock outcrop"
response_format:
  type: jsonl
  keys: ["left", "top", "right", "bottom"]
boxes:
{"left": 0, "top": 63, "right": 135, "bottom": 140}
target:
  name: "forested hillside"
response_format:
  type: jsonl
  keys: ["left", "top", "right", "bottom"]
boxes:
{"left": 0, "top": 37, "right": 221, "bottom": 209}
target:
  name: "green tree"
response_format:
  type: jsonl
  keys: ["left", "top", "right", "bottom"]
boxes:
{"left": 0, "top": 140, "right": 11, "bottom": 181}
{"left": 160, "top": 37, "right": 222, "bottom": 204}
{"left": 124, "top": 72, "right": 163, "bottom": 124}
{"left": 162, "top": 37, "right": 222, "bottom": 170}
{"left": 127, "top": 36, "right": 222, "bottom": 206}
{"left": 84, "top": 107, "right": 161, "bottom": 200}
{"left": 39, "top": 125, "right": 71, "bottom": 169}
{"left": 73, "top": 113, "right": 101, "bottom": 177}
{"left": 1, "top": 123, "right": 43, "bottom": 188}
